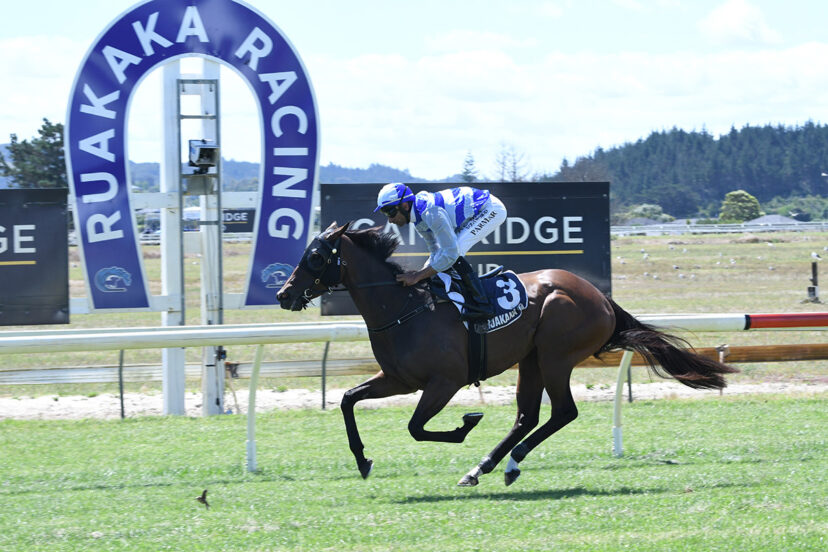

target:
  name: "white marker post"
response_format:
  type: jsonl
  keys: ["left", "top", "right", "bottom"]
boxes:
{"left": 246, "top": 344, "right": 264, "bottom": 472}
{"left": 612, "top": 349, "right": 634, "bottom": 457}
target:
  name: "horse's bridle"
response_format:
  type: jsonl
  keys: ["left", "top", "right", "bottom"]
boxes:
{"left": 296, "top": 234, "right": 343, "bottom": 304}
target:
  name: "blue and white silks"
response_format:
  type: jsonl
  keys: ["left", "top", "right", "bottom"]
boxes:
{"left": 411, "top": 187, "right": 506, "bottom": 272}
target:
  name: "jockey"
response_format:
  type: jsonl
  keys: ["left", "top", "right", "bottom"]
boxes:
{"left": 374, "top": 182, "right": 507, "bottom": 319}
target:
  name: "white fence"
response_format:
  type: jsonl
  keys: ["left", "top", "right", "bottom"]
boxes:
{"left": 0, "top": 358, "right": 375, "bottom": 385}
{"left": 0, "top": 322, "right": 368, "bottom": 355}
{"left": 611, "top": 221, "right": 828, "bottom": 236}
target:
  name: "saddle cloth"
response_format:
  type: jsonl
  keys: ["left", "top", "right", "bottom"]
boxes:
{"left": 433, "top": 269, "right": 529, "bottom": 334}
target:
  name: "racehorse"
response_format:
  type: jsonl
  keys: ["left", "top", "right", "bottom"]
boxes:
{"left": 276, "top": 222, "right": 738, "bottom": 486}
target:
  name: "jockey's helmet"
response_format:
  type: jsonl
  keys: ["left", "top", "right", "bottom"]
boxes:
{"left": 374, "top": 183, "right": 414, "bottom": 212}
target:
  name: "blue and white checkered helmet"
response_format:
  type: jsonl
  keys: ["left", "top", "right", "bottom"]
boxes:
{"left": 374, "top": 183, "right": 415, "bottom": 212}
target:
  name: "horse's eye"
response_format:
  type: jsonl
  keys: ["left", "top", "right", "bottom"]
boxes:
{"left": 307, "top": 250, "right": 325, "bottom": 270}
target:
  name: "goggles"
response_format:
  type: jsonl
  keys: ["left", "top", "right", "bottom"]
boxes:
{"left": 380, "top": 204, "right": 400, "bottom": 218}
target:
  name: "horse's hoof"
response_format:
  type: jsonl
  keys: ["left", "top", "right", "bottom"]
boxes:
{"left": 359, "top": 459, "right": 373, "bottom": 479}
{"left": 457, "top": 474, "right": 479, "bottom": 487}
{"left": 463, "top": 412, "right": 484, "bottom": 427}
{"left": 504, "top": 468, "right": 521, "bottom": 486}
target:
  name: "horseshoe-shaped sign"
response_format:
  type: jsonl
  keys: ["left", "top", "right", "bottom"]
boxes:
{"left": 66, "top": 0, "right": 319, "bottom": 309}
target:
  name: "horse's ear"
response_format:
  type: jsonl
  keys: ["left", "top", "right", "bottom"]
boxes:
{"left": 332, "top": 221, "right": 352, "bottom": 239}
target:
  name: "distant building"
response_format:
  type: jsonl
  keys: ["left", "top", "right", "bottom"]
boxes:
{"left": 746, "top": 214, "right": 799, "bottom": 225}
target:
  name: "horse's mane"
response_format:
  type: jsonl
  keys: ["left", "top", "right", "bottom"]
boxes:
{"left": 345, "top": 227, "right": 406, "bottom": 275}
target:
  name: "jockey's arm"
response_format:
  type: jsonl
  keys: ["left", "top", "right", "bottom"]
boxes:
{"left": 396, "top": 265, "right": 437, "bottom": 287}
{"left": 397, "top": 207, "right": 458, "bottom": 286}
{"left": 422, "top": 207, "right": 460, "bottom": 272}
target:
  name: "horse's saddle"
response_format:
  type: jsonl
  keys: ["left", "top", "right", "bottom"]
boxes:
{"left": 428, "top": 267, "right": 529, "bottom": 334}
{"left": 428, "top": 266, "right": 529, "bottom": 387}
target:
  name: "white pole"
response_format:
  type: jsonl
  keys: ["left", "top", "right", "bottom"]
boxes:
{"left": 247, "top": 344, "right": 264, "bottom": 472}
{"left": 161, "top": 60, "right": 186, "bottom": 416}
{"left": 612, "top": 349, "right": 634, "bottom": 457}
{"left": 198, "top": 60, "right": 225, "bottom": 416}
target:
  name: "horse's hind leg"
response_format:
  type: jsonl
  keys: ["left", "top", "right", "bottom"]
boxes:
{"left": 407, "top": 376, "right": 476, "bottom": 443}
{"left": 504, "top": 357, "right": 579, "bottom": 486}
{"left": 341, "top": 373, "right": 414, "bottom": 479}
{"left": 458, "top": 350, "right": 543, "bottom": 486}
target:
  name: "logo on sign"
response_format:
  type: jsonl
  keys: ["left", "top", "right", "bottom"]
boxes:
{"left": 261, "top": 263, "right": 294, "bottom": 288}
{"left": 94, "top": 266, "right": 133, "bottom": 292}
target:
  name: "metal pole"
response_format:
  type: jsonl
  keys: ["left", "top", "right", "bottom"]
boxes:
{"left": 118, "top": 350, "right": 125, "bottom": 419}
{"left": 214, "top": 79, "right": 223, "bottom": 326}
{"left": 246, "top": 344, "right": 264, "bottom": 472}
{"left": 321, "top": 341, "right": 330, "bottom": 410}
{"left": 197, "top": 65, "right": 224, "bottom": 416}
{"left": 161, "top": 60, "right": 186, "bottom": 416}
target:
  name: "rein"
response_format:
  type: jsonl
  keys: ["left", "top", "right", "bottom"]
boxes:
{"left": 352, "top": 279, "right": 431, "bottom": 332}
{"left": 366, "top": 304, "right": 430, "bottom": 333}
{"left": 327, "top": 280, "right": 404, "bottom": 293}
{"left": 354, "top": 281, "right": 401, "bottom": 289}
{"left": 365, "top": 287, "right": 431, "bottom": 333}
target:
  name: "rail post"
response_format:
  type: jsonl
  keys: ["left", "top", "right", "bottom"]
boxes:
{"left": 246, "top": 344, "right": 264, "bottom": 472}
{"left": 612, "top": 350, "right": 634, "bottom": 457}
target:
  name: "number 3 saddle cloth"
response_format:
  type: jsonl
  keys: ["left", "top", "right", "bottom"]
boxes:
{"left": 430, "top": 268, "right": 529, "bottom": 334}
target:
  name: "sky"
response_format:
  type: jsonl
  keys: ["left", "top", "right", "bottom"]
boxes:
{"left": 2, "top": 0, "right": 828, "bottom": 180}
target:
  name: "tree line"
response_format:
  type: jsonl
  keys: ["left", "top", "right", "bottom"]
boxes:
{"left": 3, "top": 119, "right": 827, "bottom": 221}
{"left": 536, "top": 122, "right": 828, "bottom": 220}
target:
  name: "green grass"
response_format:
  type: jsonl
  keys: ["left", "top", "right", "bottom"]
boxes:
{"left": 0, "top": 395, "right": 825, "bottom": 551}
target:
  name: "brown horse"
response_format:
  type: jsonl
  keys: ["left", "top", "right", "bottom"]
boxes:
{"left": 276, "top": 222, "right": 737, "bottom": 486}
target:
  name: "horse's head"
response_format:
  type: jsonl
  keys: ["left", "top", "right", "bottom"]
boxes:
{"left": 276, "top": 221, "right": 351, "bottom": 311}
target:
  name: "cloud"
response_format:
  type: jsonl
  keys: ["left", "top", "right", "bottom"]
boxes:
{"left": 699, "top": 0, "right": 782, "bottom": 46}
{"left": 610, "top": 0, "right": 644, "bottom": 11}
{"left": 5, "top": 21, "right": 826, "bottom": 181}
{"left": 0, "top": 36, "right": 86, "bottom": 141}
{"left": 425, "top": 30, "right": 537, "bottom": 53}
{"left": 303, "top": 40, "right": 828, "bottom": 179}
{"left": 536, "top": 1, "right": 572, "bottom": 18}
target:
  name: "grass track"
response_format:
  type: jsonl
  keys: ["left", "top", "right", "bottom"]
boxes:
{"left": 1, "top": 395, "right": 825, "bottom": 551}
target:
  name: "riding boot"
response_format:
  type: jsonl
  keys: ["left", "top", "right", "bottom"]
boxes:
{"left": 452, "top": 257, "right": 495, "bottom": 319}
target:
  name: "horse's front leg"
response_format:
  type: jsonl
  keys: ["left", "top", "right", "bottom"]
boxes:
{"left": 341, "top": 373, "right": 414, "bottom": 479}
{"left": 407, "top": 376, "right": 478, "bottom": 443}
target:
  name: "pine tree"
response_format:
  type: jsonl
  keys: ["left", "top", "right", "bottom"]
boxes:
{"left": 460, "top": 151, "right": 479, "bottom": 183}
{"left": 0, "top": 119, "right": 67, "bottom": 188}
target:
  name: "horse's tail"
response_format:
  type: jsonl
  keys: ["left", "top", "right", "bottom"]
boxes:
{"left": 597, "top": 297, "right": 739, "bottom": 390}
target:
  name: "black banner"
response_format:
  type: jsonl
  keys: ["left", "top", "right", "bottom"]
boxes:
{"left": 0, "top": 188, "right": 69, "bottom": 325}
{"left": 222, "top": 209, "right": 255, "bottom": 233}
{"left": 320, "top": 182, "right": 610, "bottom": 315}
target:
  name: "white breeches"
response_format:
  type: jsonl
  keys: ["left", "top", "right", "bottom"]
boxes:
{"left": 455, "top": 196, "right": 507, "bottom": 256}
